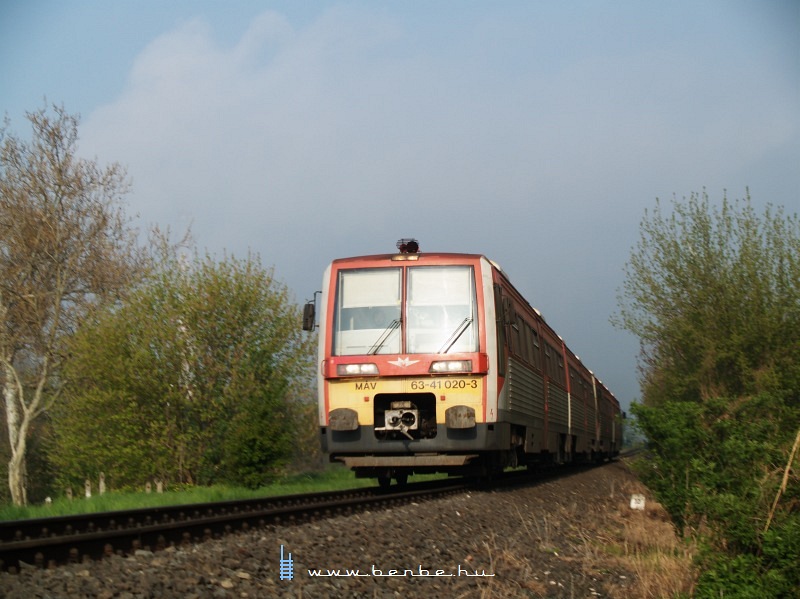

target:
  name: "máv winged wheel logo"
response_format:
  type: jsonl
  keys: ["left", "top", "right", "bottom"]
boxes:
{"left": 388, "top": 357, "right": 420, "bottom": 368}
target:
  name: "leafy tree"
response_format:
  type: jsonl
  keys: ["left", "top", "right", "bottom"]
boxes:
{"left": 615, "top": 190, "right": 800, "bottom": 405}
{"left": 0, "top": 105, "right": 142, "bottom": 505}
{"left": 616, "top": 190, "right": 800, "bottom": 596}
{"left": 50, "top": 247, "right": 316, "bottom": 490}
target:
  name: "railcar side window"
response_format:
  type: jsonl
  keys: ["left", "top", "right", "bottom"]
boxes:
{"left": 544, "top": 342, "right": 566, "bottom": 385}
{"left": 334, "top": 268, "right": 402, "bottom": 355}
{"left": 531, "top": 329, "right": 542, "bottom": 370}
{"left": 513, "top": 314, "right": 524, "bottom": 359}
{"left": 407, "top": 266, "right": 478, "bottom": 354}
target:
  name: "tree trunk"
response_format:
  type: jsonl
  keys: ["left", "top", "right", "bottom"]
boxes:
{"left": 4, "top": 365, "right": 28, "bottom": 506}
{"left": 7, "top": 449, "right": 27, "bottom": 506}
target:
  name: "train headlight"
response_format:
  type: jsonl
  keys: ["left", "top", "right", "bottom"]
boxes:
{"left": 429, "top": 360, "right": 472, "bottom": 373}
{"left": 336, "top": 363, "right": 379, "bottom": 376}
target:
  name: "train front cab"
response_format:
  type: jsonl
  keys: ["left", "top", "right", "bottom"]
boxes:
{"left": 313, "top": 252, "right": 512, "bottom": 485}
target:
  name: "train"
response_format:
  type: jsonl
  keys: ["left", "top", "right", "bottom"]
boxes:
{"left": 303, "top": 239, "right": 622, "bottom": 486}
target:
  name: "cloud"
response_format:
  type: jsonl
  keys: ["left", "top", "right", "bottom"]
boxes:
{"left": 83, "top": 6, "right": 796, "bottom": 239}
{"left": 78, "top": 4, "right": 799, "bottom": 408}
{"left": 84, "top": 9, "right": 409, "bottom": 242}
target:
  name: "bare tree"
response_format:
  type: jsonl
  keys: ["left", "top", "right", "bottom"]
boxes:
{"left": 0, "top": 105, "right": 142, "bottom": 505}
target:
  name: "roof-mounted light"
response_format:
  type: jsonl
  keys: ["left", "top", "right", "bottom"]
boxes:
{"left": 393, "top": 238, "right": 420, "bottom": 260}
{"left": 396, "top": 238, "right": 419, "bottom": 253}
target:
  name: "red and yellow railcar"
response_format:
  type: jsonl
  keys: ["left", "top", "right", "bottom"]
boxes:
{"left": 303, "top": 240, "right": 621, "bottom": 485}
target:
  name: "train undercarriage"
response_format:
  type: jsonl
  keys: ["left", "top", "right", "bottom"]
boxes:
{"left": 327, "top": 420, "right": 617, "bottom": 487}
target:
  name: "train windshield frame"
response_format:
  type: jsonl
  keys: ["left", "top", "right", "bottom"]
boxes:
{"left": 333, "top": 268, "right": 402, "bottom": 356}
{"left": 406, "top": 266, "right": 477, "bottom": 354}
{"left": 332, "top": 265, "right": 478, "bottom": 356}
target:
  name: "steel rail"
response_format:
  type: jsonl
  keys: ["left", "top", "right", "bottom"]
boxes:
{"left": 0, "top": 478, "right": 468, "bottom": 573}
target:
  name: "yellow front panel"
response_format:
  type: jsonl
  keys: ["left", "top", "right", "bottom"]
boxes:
{"left": 327, "top": 376, "right": 484, "bottom": 425}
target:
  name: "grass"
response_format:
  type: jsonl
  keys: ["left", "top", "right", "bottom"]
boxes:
{"left": 575, "top": 467, "right": 697, "bottom": 598}
{"left": 462, "top": 461, "right": 697, "bottom": 599}
{"left": 0, "top": 465, "right": 384, "bottom": 522}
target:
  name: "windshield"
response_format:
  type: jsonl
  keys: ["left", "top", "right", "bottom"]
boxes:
{"left": 406, "top": 266, "right": 477, "bottom": 354}
{"left": 332, "top": 265, "right": 478, "bottom": 356}
{"left": 334, "top": 268, "right": 402, "bottom": 355}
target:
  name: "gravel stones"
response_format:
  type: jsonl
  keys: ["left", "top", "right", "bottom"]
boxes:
{"left": 0, "top": 461, "right": 671, "bottom": 598}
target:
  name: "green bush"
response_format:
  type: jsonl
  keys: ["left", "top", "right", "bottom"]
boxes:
{"left": 633, "top": 394, "right": 799, "bottom": 596}
{"left": 221, "top": 379, "right": 295, "bottom": 489}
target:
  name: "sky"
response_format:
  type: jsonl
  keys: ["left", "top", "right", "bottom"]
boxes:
{"left": 2, "top": 1, "right": 799, "bottom": 411}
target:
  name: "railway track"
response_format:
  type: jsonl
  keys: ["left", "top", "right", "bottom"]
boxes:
{"left": 0, "top": 478, "right": 469, "bottom": 574}
{"left": 1, "top": 453, "right": 642, "bottom": 574}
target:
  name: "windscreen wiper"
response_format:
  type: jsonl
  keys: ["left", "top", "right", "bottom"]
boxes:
{"left": 369, "top": 319, "right": 400, "bottom": 355}
{"left": 437, "top": 317, "right": 473, "bottom": 354}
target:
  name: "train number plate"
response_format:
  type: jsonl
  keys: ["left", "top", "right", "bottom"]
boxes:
{"left": 410, "top": 379, "right": 478, "bottom": 390}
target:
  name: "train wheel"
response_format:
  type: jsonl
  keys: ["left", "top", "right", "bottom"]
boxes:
{"left": 395, "top": 472, "right": 408, "bottom": 487}
{"left": 377, "top": 475, "right": 391, "bottom": 489}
